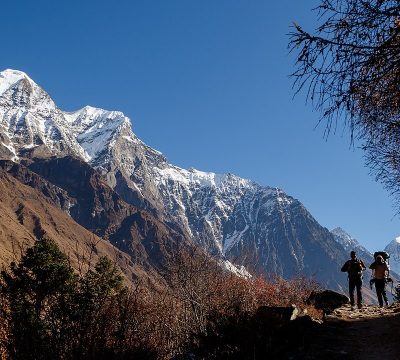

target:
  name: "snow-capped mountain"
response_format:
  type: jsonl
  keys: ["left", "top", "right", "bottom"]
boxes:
{"left": 384, "top": 237, "right": 400, "bottom": 274}
{"left": 0, "top": 69, "right": 355, "bottom": 287}
{"left": 0, "top": 70, "right": 89, "bottom": 161}
{"left": 331, "top": 227, "right": 374, "bottom": 264}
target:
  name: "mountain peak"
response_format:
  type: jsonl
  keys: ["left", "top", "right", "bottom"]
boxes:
{"left": 331, "top": 227, "right": 348, "bottom": 236}
{"left": 331, "top": 227, "right": 373, "bottom": 263}
{"left": 0, "top": 69, "right": 35, "bottom": 96}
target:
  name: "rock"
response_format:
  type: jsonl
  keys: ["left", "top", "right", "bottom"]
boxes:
{"left": 307, "top": 290, "right": 349, "bottom": 314}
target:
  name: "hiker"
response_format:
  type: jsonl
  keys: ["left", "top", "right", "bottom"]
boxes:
{"left": 341, "top": 251, "right": 366, "bottom": 309}
{"left": 369, "top": 255, "right": 390, "bottom": 307}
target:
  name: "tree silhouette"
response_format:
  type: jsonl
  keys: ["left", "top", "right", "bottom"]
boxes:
{"left": 1, "top": 237, "right": 77, "bottom": 359}
{"left": 289, "top": 0, "right": 400, "bottom": 207}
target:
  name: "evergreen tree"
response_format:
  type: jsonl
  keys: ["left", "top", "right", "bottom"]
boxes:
{"left": 0, "top": 240, "right": 153, "bottom": 359}
{"left": 72, "top": 256, "right": 125, "bottom": 358}
{"left": 1, "top": 237, "right": 77, "bottom": 359}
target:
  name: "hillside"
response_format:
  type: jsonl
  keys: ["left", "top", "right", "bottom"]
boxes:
{"left": 0, "top": 163, "right": 160, "bottom": 284}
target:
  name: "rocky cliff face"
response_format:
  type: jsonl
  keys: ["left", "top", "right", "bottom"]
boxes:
{"left": 0, "top": 158, "right": 189, "bottom": 273}
{"left": 0, "top": 162, "right": 148, "bottom": 283}
{"left": 0, "top": 69, "right": 366, "bottom": 289}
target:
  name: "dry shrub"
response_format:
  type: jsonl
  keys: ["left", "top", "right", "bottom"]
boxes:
{"left": 270, "top": 276, "right": 321, "bottom": 306}
{"left": 0, "top": 239, "right": 322, "bottom": 359}
{"left": 70, "top": 270, "right": 321, "bottom": 359}
{"left": 136, "top": 247, "right": 322, "bottom": 358}
{"left": 302, "top": 305, "right": 324, "bottom": 321}
{"left": 90, "top": 253, "right": 320, "bottom": 358}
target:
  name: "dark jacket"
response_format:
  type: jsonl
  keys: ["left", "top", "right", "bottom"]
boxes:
{"left": 341, "top": 258, "right": 366, "bottom": 280}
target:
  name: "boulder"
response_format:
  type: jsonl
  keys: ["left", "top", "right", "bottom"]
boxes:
{"left": 307, "top": 290, "right": 349, "bottom": 313}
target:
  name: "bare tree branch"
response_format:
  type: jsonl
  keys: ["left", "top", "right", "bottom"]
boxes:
{"left": 290, "top": 0, "right": 400, "bottom": 210}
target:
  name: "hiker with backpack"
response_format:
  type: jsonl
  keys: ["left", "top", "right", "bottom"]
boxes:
{"left": 369, "top": 254, "right": 390, "bottom": 307}
{"left": 341, "top": 250, "right": 366, "bottom": 309}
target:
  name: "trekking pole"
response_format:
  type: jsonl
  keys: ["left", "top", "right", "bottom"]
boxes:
{"left": 386, "top": 277, "right": 394, "bottom": 296}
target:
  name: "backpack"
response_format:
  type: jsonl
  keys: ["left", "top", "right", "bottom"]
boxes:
{"left": 373, "top": 251, "right": 390, "bottom": 264}
{"left": 347, "top": 259, "right": 363, "bottom": 280}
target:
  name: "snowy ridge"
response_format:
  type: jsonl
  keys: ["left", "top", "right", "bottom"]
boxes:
{"left": 0, "top": 69, "right": 287, "bottom": 256}
{"left": 0, "top": 70, "right": 134, "bottom": 165}
{"left": 331, "top": 227, "right": 369, "bottom": 253}
{"left": 331, "top": 227, "right": 374, "bottom": 264}
{"left": 0, "top": 69, "right": 297, "bottom": 256}
{"left": 0, "top": 69, "right": 88, "bottom": 161}
{"left": 153, "top": 166, "right": 232, "bottom": 188}
{"left": 65, "top": 106, "right": 131, "bottom": 162}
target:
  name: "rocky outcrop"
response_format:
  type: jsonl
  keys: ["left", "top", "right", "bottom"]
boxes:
{"left": 307, "top": 290, "right": 349, "bottom": 314}
{"left": 255, "top": 305, "right": 300, "bottom": 323}
{"left": 0, "top": 167, "right": 147, "bottom": 282}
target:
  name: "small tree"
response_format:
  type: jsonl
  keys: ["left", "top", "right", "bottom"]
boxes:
{"left": 72, "top": 256, "right": 125, "bottom": 358}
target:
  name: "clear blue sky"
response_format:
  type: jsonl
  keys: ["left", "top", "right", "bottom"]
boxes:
{"left": 1, "top": 0, "right": 399, "bottom": 252}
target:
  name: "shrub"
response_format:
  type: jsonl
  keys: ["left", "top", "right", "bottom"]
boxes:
{"left": 0, "top": 239, "right": 320, "bottom": 359}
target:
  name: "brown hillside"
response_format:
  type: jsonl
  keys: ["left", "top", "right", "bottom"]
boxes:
{"left": 0, "top": 169, "right": 155, "bottom": 283}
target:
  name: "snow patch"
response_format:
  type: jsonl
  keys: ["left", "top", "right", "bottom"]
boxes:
{"left": 153, "top": 166, "right": 252, "bottom": 191}
{"left": 122, "top": 135, "right": 135, "bottom": 143}
{"left": 1, "top": 142, "right": 19, "bottom": 160}
{"left": 224, "top": 225, "right": 249, "bottom": 253}
{"left": 221, "top": 260, "right": 252, "bottom": 278}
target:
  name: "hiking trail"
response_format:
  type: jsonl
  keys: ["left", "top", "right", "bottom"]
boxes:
{"left": 304, "top": 303, "right": 400, "bottom": 359}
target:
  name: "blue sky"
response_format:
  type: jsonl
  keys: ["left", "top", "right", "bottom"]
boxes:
{"left": 1, "top": 0, "right": 399, "bottom": 252}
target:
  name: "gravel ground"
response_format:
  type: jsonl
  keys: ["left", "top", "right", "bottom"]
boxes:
{"left": 301, "top": 303, "right": 400, "bottom": 360}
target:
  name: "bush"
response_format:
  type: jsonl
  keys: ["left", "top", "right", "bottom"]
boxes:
{"left": 0, "top": 239, "right": 320, "bottom": 359}
{"left": 0, "top": 239, "right": 153, "bottom": 359}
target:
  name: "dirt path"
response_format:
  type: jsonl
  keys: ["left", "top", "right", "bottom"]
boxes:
{"left": 304, "top": 304, "right": 400, "bottom": 359}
